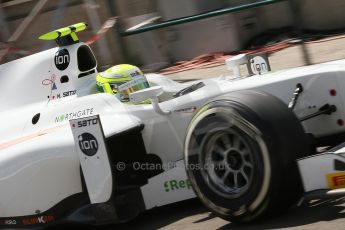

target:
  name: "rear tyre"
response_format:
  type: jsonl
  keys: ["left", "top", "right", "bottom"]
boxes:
{"left": 184, "top": 90, "right": 309, "bottom": 223}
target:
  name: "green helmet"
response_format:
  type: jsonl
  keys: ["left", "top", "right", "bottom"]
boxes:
{"left": 96, "top": 64, "right": 150, "bottom": 102}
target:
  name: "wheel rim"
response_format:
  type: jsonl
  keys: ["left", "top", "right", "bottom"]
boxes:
{"left": 202, "top": 129, "right": 254, "bottom": 198}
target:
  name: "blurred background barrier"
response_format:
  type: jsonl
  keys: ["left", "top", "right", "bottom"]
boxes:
{"left": 1, "top": 0, "right": 345, "bottom": 72}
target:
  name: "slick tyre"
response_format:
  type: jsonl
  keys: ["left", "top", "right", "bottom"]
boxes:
{"left": 184, "top": 90, "right": 309, "bottom": 223}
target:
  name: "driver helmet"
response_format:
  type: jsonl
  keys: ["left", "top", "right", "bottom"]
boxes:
{"left": 96, "top": 64, "right": 150, "bottom": 102}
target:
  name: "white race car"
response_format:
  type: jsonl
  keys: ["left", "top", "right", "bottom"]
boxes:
{"left": 1, "top": 23, "right": 345, "bottom": 228}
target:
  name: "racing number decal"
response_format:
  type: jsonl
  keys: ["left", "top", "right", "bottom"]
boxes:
{"left": 326, "top": 172, "right": 345, "bottom": 189}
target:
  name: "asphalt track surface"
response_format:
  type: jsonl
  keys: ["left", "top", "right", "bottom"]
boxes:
{"left": 123, "top": 198, "right": 345, "bottom": 230}
{"left": 60, "top": 197, "right": 345, "bottom": 230}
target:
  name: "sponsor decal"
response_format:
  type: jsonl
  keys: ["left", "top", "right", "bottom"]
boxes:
{"left": 78, "top": 132, "right": 98, "bottom": 156}
{"left": 55, "top": 49, "right": 70, "bottom": 70}
{"left": 0, "top": 219, "right": 17, "bottom": 225}
{"left": 76, "top": 117, "right": 98, "bottom": 128}
{"left": 164, "top": 179, "right": 192, "bottom": 192}
{"left": 327, "top": 172, "right": 345, "bottom": 189}
{"left": 174, "top": 106, "right": 197, "bottom": 113}
{"left": 246, "top": 53, "right": 271, "bottom": 75}
{"left": 55, "top": 108, "right": 94, "bottom": 123}
{"left": 22, "top": 215, "right": 55, "bottom": 225}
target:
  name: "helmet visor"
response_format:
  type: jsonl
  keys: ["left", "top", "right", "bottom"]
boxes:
{"left": 118, "top": 76, "right": 150, "bottom": 101}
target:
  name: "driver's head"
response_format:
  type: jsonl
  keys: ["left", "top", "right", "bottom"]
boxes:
{"left": 96, "top": 64, "right": 150, "bottom": 102}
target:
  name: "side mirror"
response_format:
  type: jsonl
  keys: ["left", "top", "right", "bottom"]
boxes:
{"left": 226, "top": 54, "right": 247, "bottom": 77}
{"left": 129, "top": 86, "right": 163, "bottom": 104}
{"left": 129, "top": 86, "right": 171, "bottom": 115}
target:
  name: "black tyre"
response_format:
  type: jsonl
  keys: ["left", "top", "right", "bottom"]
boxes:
{"left": 184, "top": 90, "right": 310, "bottom": 223}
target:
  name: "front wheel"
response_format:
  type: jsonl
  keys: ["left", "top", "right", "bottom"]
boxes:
{"left": 184, "top": 90, "right": 310, "bottom": 223}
